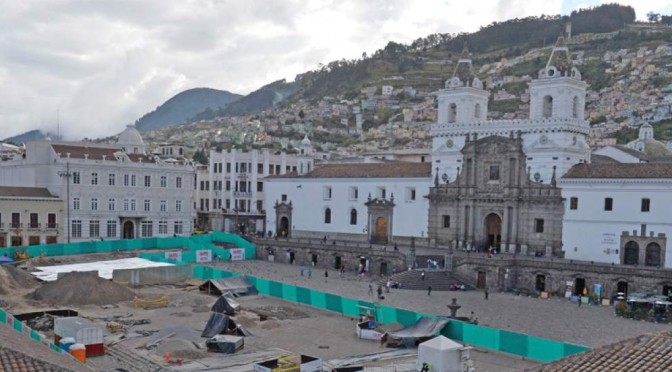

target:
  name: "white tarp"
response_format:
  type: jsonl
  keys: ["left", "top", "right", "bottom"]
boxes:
{"left": 32, "top": 257, "right": 174, "bottom": 282}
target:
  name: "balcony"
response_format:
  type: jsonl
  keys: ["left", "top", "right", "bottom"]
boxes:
{"left": 27, "top": 223, "right": 41, "bottom": 231}
{"left": 46, "top": 223, "right": 59, "bottom": 230}
{"left": 10, "top": 223, "right": 22, "bottom": 230}
{"left": 233, "top": 191, "right": 252, "bottom": 198}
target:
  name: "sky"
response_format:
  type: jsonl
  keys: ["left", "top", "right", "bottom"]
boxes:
{"left": 0, "top": 0, "right": 670, "bottom": 140}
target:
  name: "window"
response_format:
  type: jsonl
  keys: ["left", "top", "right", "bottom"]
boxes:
{"left": 123, "top": 199, "right": 129, "bottom": 211}
{"left": 91, "top": 172, "right": 98, "bottom": 185}
{"left": 225, "top": 181, "right": 231, "bottom": 191}
{"left": 604, "top": 197, "right": 613, "bottom": 211}
{"left": 257, "top": 181, "right": 263, "bottom": 192}
{"left": 131, "top": 199, "right": 136, "bottom": 211}
{"left": 256, "top": 200, "right": 263, "bottom": 212}
{"left": 91, "top": 198, "right": 98, "bottom": 211}
{"left": 377, "top": 187, "right": 386, "bottom": 199}
{"left": 641, "top": 198, "right": 650, "bottom": 212}
{"left": 109, "top": 173, "right": 116, "bottom": 186}
{"left": 72, "top": 172, "right": 80, "bottom": 184}
{"left": 324, "top": 208, "right": 332, "bottom": 224}
{"left": 29, "top": 213, "right": 38, "bottom": 228}
{"left": 226, "top": 163, "right": 231, "bottom": 173}
{"left": 535, "top": 219, "right": 544, "bottom": 233}
{"left": 176, "top": 200, "right": 182, "bottom": 212}
{"left": 323, "top": 186, "right": 332, "bottom": 200}
{"left": 349, "top": 187, "right": 358, "bottom": 200}
{"left": 160, "top": 200, "right": 166, "bottom": 212}
{"left": 47, "top": 213, "right": 56, "bottom": 229}
{"left": 124, "top": 174, "right": 130, "bottom": 186}
{"left": 489, "top": 165, "right": 500, "bottom": 181}
{"left": 443, "top": 215, "right": 451, "bottom": 228}
{"left": 73, "top": 197, "right": 80, "bottom": 210}
{"left": 406, "top": 187, "right": 416, "bottom": 202}
{"left": 448, "top": 103, "right": 457, "bottom": 123}
{"left": 176, "top": 177, "right": 182, "bottom": 188}
{"left": 281, "top": 194, "right": 287, "bottom": 202}
{"left": 543, "top": 95, "right": 553, "bottom": 118}
{"left": 11, "top": 213, "right": 20, "bottom": 228}
{"left": 141, "top": 221, "right": 153, "bottom": 237}
{"left": 225, "top": 199, "right": 230, "bottom": 209}
{"left": 144, "top": 175, "right": 151, "bottom": 187}
{"left": 174, "top": 221, "right": 184, "bottom": 235}
{"left": 72, "top": 220, "right": 82, "bottom": 238}
{"left": 144, "top": 199, "right": 151, "bottom": 212}
{"left": 160, "top": 176, "right": 167, "bottom": 188}
{"left": 350, "top": 209, "right": 357, "bottom": 225}
{"left": 108, "top": 198, "right": 115, "bottom": 211}
{"left": 131, "top": 175, "right": 136, "bottom": 186}
{"left": 107, "top": 221, "right": 117, "bottom": 238}
{"left": 89, "top": 220, "right": 100, "bottom": 238}
{"left": 569, "top": 197, "right": 578, "bottom": 210}
{"left": 159, "top": 221, "right": 168, "bottom": 234}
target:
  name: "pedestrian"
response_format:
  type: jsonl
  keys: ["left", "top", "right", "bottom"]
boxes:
{"left": 386, "top": 279, "right": 391, "bottom": 293}
{"left": 469, "top": 311, "right": 475, "bottom": 322}
{"left": 300, "top": 266, "right": 304, "bottom": 276}
{"left": 578, "top": 296, "right": 582, "bottom": 307}
{"left": 323, "top": 235, "right": 327, "bottom": 244}
{"left": 394, "top": 242, "right": 398, "bottom": 251}
{"left": 377, "top": 286, "right": 384, "bottom": 300}
{"left": 324, "top": 270, "right": 329, "bottom": 279}
{"left": 484, "top": 288, "right": 489, "bottom": 300}
{"left": 428, "top": 286, "right": 432, "bottom": 296}
{"left": 368, "top": 283, "right": 373, "bottom": 296}
{"left": 308, "top": 267, "right": 312, "bottom": 278}
{"left": 421, "top": 271, "right": 425, "bottom": 281}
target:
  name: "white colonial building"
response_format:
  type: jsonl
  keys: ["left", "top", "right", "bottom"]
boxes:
{"left": 195, "top": 147, "right": 299, "bottom": 235}
{"left": 0, "top": 125, "right": 195, "bottom": 242}
{"left": 264, "top": 137, "right": 431, "bottom": 242}
{"left": 431, "top": 38, "right": 590, "bottom": 185}
{"left": 560, "top": 163, "right": 672, "bottom": 268}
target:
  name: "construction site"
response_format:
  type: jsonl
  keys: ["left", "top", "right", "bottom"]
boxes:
{"left": 0, "top": 233, "right": 595, "bottom": 371}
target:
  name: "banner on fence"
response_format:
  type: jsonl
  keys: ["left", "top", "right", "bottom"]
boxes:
{"left": 196, "top": 250, "right": 212, "bottom": 263}
{"left": 230, "top": 248, "right": 245, "bottom": 261}
{"left": 165, "top": 251, "right": 183, "bottom": 261}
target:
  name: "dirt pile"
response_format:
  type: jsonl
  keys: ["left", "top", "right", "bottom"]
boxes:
{"left": 0, "top": 265, "right": 40, "bottom": 295}
{"left": 30, "top": 271, "right": 136, "bottom": 306}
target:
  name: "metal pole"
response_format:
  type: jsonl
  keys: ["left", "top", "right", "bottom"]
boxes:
{"left": 66, "top": 162, "right": 70, "bottom": 243}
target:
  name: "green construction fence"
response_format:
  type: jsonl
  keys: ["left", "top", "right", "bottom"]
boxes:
{"left": 192, "top": 265, "right": 589, "bottom": 363}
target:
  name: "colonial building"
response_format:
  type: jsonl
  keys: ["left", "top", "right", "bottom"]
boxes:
{"left": 264, "top": 137, "right": 431, "bottom": 242}
{"left": 194, "top": 147, "right": 299, "bottom": 234}
{"left": 0, "top": 186, "right": 63, "bottom": 247}
{"left": 0, "top": 125, "right": 195, "bottom": 242}
{"left": 428, "top": 134, "right": 563, "bottom": 255}
{"left": 560, "top": 163, "right": 672, "bottom": 268}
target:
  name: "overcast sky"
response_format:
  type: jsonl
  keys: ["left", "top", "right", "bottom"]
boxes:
{"left": 0, "top": 0, "right": 670, "bottom": 140}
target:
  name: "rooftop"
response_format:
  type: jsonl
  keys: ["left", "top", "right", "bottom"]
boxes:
{"left": 269, "top": 162, "right": 432, "bottom": 179}
{"left": 0, "top": 187, "right": 57, "bottom": 199}
{"left": 562, "top": 163, "right": 672, "bottom": 179}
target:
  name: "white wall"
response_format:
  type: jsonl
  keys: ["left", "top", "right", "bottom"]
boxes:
{"left": 561, "top": 179, "right": 672, "bottom": 267}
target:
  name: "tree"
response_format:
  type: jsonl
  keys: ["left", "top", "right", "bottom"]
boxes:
{"left": 647, "top": 12, "right": 661, "bottom": 22}
{"left": 298, "top": 109, "right": 305, "bottom": 119}
{"left": 192, "top": 149, "right": 208, "bottom": 165}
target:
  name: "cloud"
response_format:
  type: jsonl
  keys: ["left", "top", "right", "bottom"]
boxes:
{"left": 0, "top": 0, "right": 651, "bottom": 140}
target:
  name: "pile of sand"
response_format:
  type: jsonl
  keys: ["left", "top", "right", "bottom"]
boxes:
{"left": 30, "top": 271, "right": 135, "bottom": 306}
{"left": 0, "top": 265, "right": 40, "bottom": 295}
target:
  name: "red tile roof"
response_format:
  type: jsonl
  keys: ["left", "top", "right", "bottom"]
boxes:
{"left": 270, "top": 162, "right": 432, "bottom": 179}
{"left": 528, "top": 331, "right": 672, "bottom": 371}
{"left": 0, "top": 187, "right": 57, "bottom": 198}
{"left": 51, "top": 144, "right": 120, "bottom": 161}
{"left": 562, "top": 163, "right": 672, "bottom": 179}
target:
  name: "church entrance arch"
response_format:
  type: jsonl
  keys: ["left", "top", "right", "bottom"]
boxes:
{"left": 623, "top": 241, "right": 639, "bottom": 265}
{"left": 375, "top": 217, "right": 388, "bottom": 244}
{"left": 122, "top": 221, "right": 134, "bottom": 239}
{"left": 484, "top": 213, "right": 502, "bottom": 252}
{"left": 278, "top": 217, "right": 289, "bottom": 238}
{"left": 645, "top": 242, "right": 661, "bottom": 267}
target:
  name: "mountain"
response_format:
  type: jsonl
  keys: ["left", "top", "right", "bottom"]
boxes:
{"left": 135, "top": 88, "right": 243, "bottom": 132}
{"left": 189, "top": 79, "right": 301, "bottom": 122}
{"left": 2, "top": 130, "right": 51, "bottom": 145}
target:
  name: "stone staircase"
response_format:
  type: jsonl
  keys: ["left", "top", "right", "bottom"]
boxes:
{"left": 378, "top": 269, "right": 473, "bottom": 291}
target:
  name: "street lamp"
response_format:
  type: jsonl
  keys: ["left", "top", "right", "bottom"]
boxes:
{"left": 57, "top": 163, "right": 72, "bottom": 243}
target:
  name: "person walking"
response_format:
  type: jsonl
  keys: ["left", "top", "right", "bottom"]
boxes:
{"left": 308, "top": 267, "right": 312, "bottom": 278}
{"left": 300, "top": 266, "right": 304, "bottom": 276}
{"left": 484, "top": 288, "right": 489, "bottom": 300}
{"left": 421, "top": 271, "right": 425, "bottom": 281}
{"left": 324, "top": 270, "right": 329, "bottom": 279}
{"left": 368, "top": 282, "right": 374, "bottom": 296}
{"left": 428, "top": 286, "right": 432, "bottom": 296}
{"left": 377, "top": 286, "right": 384, "bottom": 300}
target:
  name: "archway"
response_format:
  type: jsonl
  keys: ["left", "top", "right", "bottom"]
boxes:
{"left": 380, "top": 262, "right": 388, "bottom": 276}
{"left": 484, "top": 213, "right": 502, "bottom": 252}
{"left": 278, "top": 217, "right": 289, "bottom": 238}
{"left": 477, "top": 271, "right": 487, "bottom": 289}
{"left": 374, "top": 216, "right": 388, "bottom": 244}
{"left": 535, "top": 274, "right": 546, "bottom": 292}
{"left": 334, "top": 256, "right": 342, "bottom": 269}
{"left": 542, "top": 95, "right": 553, "bottom": 118}
{"left": 574, "top": 278, "right": 586, "bottom": 296}
{"left": 122, "top": 221, "right": 134, "bottom": 239}
{"left": 645, "top": 242, "right": 661, "bottom": 267}
{"left": 624, "top": 241, "right": 639, "bottom": 265}
{"left": 617, "top": 281, "right": 628, "bottom": 296}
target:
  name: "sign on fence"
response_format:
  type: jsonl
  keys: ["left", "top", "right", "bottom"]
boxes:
{"left": 230, "top": 248, "right": 245, "bottom": 261}
{"left": 196, "top": 249, "right": 212, "bottom": 263}
{"left": 165, "top": 251, "right": 183, "bottom": 261}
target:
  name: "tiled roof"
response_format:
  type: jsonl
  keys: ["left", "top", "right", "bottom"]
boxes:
{"left": 613, "top": 145, "right": 649, "bottom": 161}
{"left": 562, "top": 163, "right": 672, "bottom": 179}
{"left": 0, "top": 187, "right": 57, "bottom": 198}
{"left": 0, "top": 321, "right": 90, "bottom": 372}
{"left": 590, "top": 154, "right": 619, "bottom": 164}
{"left": 270, "top": 162, "right": 432, "bottom": 179}
{"left": 51, "top": 144, "right": 120, "bottom": 161}
{"left": 528, "top": 332, "right": 672, "bottom": 371}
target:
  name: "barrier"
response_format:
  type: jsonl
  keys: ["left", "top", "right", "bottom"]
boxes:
{"left": 191, "top": 265, "right": 589, "bottom": 363}
{"left": 112, "top": 264, "right": 194, "bottom": 286}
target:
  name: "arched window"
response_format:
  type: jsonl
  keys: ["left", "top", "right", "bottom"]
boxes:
{"left": 572, "top": 96, "right": 579, "bottom": 118}
{"left": 623, "top": 241, "right": 639, "bottom": 265}
{"left": 324, "top": 208, "right": 332, "bottom": 224}
{"left": 350, "top": 209, "right": 357, "bottom": 225}
{"left": 542, "top": 95, "right": 553, "bottom": 118}
{"left": 645, "top": 242, "right": 661, "bottom": 267}
{"left": 448, "top": 103, "right": 457, "bottom": 123}
{"left": 474, "top": 103, "right": 481, "bottom": 119}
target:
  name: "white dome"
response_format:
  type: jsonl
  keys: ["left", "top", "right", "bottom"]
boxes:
{"left": 117, "top": 124, "right": 146, "bottom": 154}
{"left": 300, "top": 134, "right": 311, "bottom": 146}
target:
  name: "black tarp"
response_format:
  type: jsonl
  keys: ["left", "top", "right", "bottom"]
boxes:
{"left": 205, "top": 335, "right": 244, "bottom": 353}
{"left": 199, "top": 277, "right": 258, "bottom": 296}
{"left": 201, "top": 312, "right": 237, "bottom": 338}
{"left": 384, "top": 318, "right": 449, "bottom": 348}
{"left": 211, "top": 295, "right": 236, "bottom": 316}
